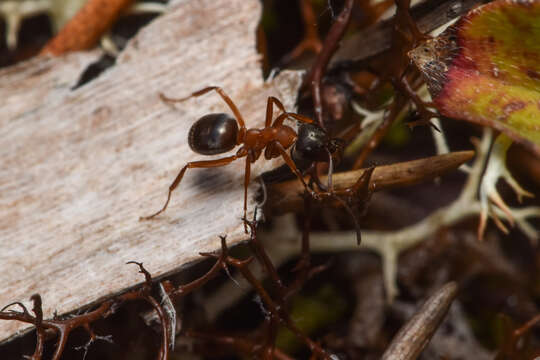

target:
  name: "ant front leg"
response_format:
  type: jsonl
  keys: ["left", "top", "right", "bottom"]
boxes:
{"left": 273, "top": 142, "right": 318, "bottom": 200}
{"left": 140, "top": 155, "right": 239, "bottom": 220}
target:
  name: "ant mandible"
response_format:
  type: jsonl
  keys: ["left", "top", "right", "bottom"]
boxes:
{"left": 140, "top": 86, "right": 319, "bottom": 228}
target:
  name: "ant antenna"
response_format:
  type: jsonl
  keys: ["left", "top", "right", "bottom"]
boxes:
{"left": 326, "top": 147, "right": 334, "bottom": 192}
{"left": 320, "top": 0, "right": 336, "bottom": 19}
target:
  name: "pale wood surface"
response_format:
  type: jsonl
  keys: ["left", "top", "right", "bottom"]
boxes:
{"left": 0, "top": 0, "right": 303, "bottom": 342}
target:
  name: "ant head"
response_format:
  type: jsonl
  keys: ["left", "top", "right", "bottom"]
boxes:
{"left": 292, "top": 123, "right": 329, "bottom": 167}
{"left": 292, "top": 123, "right": 345, "bottom": 170}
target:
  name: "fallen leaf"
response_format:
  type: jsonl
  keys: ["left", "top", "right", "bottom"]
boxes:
{"left": 409, "top": 0, "right": 540, "bottom": 156}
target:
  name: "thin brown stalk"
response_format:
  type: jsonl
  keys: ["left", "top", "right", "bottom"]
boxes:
{"left": 303, "top": 0, "right": 355, "bottom": 129}
{"left": 0, "top": 263, "right": 171, "bottom": 360}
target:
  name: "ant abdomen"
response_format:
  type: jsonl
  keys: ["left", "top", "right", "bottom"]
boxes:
{"left": 189, "top": 113, "right": 239, "bottom": 155}
{"left": 143, "top": 87, "right": 321, "bottom": 223}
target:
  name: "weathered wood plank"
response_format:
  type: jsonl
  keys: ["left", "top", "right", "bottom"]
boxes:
{"left": 0, "top": 0, "right": 302, "bottom": 342}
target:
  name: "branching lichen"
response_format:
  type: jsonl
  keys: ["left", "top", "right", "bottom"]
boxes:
{"left": 305, "top": 128, "right": 539, "bottom": 300}
{"left": 202, "top": 127, "right": 539, "bottom": 313}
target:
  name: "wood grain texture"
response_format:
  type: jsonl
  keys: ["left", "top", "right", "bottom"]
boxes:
{"left": 0, "top": 0, "right": 303, "bottom": 342}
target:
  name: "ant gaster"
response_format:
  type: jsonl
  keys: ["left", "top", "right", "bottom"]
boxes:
{"left": 140, "top": 86, "right": 329, "bottom": 228}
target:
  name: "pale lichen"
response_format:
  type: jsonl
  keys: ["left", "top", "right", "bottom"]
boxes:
{"left": 202, "top": 125, "right": 539, "bottom": 315}
{"left": 308, "top": 127, "right": 539, "bottom": 301}
{"left": 0, "top": 0, "right": 166, "bottom": 50}
{"left": 478, "top": 133, "right": 535, "bottom": 241}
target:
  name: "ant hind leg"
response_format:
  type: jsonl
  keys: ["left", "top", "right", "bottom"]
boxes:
{"left": 160, "top": 87, "right": 246, "bottom": 130}
{"left": 140, "top": 155, "right": 239, "bottom": 220}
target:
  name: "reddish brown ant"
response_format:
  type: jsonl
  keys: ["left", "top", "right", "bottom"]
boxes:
{"left": 140, "top": 86, "right": 323, "bottom": 228}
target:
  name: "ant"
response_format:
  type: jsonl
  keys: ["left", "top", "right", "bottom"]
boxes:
{"left": 140, "top": 86, "right": 331, "bottom": 229}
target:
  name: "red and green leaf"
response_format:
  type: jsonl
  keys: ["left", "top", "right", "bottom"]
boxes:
{"left": 409, "top": 0, "right": 540, "bottom": 156}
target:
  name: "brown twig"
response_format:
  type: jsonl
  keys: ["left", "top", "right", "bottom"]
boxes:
{"left": 353, "top": 96, "right": 405, "bottom": 170}
{"left": 30, "top": 294, "right": 45, "bottom": 360}
{"left": 280, "top": 0, "right": 322, "bottom": 66}
{"left": 302, "top": 0, "right": 355, "bottom": 130}
{"left": 350, "top": 0, "right": 435, "bottom": 169}
{"left": 381, "top": 282, "right": 458, "bottom": 360}
{"left": 40, "top": 0, "right": 136, "bottom": 56}
{"left": 513, "top": 314, "right": 540, "bottom": 339}
{"left": 495, "top": 313, "right": 540, "bottom": 360}
{"left": 170, "top": 235, "right": 233, "bottom": 301}
{"left": 246, "top": 218, "right": 288, "bottom": 300}
{"left": 226, "top": 237, "right": 331, "bottom": 359}
{"left": 0, "top": 299, "right": 116, "bottom": 360}
{"left": 125, "top": 262, "right": 170, "bottom": 360}
{"left": 189, "top": 226, "right": 332, "bottom": 359}
{"left": 0, "top": 262, "right": 171, "bottom": 360}
{"left": 266, "top": 151, "right": 474, "bottom": 215}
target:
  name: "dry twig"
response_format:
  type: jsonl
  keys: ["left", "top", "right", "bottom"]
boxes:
{"left": 381, "top": 282, "right": 458, "bottom": 360}
{"left": 266, "top": 151, "right": 474, "bottom": 215}
{"left": 0, "top": 262, "right": 172, "bottom": 360}
{"left": 302, "top": 0, "right": 355, "bottom": 129}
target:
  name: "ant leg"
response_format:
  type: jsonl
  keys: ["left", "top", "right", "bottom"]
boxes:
{"left": 265, "top": 96, "right": 287, "bottom": 127}
{"left": 274, "top": 142, "right": 318, "bottom": 199}
{"left": 140, "top": 155, "right": 239, "bottom": 220}
{"left": 326, "top": 148, "right": 334, "bottom": 192}
{"left": 272, "top": 111, "right": 314, "bottom": 127}
{"left": 332, "top": 194, "right": 363, "bottom": 245}
{"left": 338, "top": 167, "right": 375, "bottom": 245}
{"left": 160, "top": 86, "right": 246, "bottom": 130}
